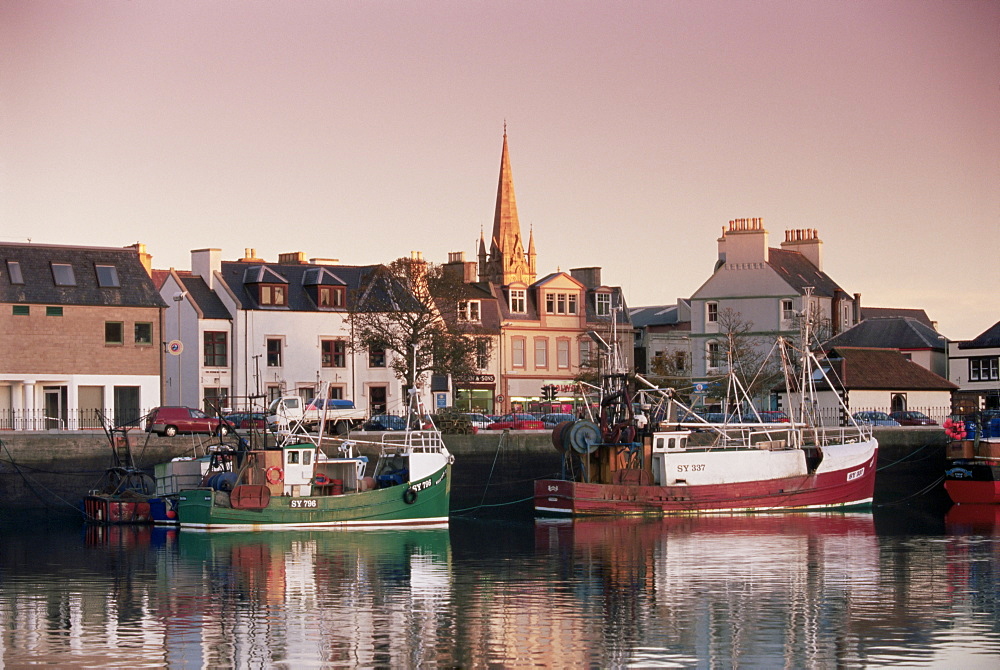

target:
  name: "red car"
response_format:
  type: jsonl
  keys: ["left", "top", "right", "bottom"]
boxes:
{"left": 889, "top": 411, "right": 938, "bottom": 426}
{"left": 486, "top": 413, "right": 545, "bottom": 430}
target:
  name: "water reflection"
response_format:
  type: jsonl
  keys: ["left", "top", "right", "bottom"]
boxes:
{"left": 0, "top": 510, "right": 998, "bottom": 667}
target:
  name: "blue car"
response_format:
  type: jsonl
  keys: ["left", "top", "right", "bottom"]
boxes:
{"left": 852, "top": 411, "right": 901, "bottom": 427}
{"left": 363, "top": 414, "right": 408, "bottom": 431}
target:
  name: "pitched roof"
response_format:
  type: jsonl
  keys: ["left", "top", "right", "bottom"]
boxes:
{"left": 220, "top": 261, "right": 376, "bottom": 311}
{"left": 766, "top": 247, "right": 845, "bottom": 297}
{"left": 824, "top": 347, "right": 957, "bottom": 391}
{"left": 861, "top": 307, "right": 934, "bottom": 329}
{"left": 177, "top": 275, "right": 231, "bottom": 321}
{"left": 958, "top": 320, "right": 1000, "bottom": 350}
{"left": 0, "top": 242, "right": 165, "bottom": 308}
{"left": 630, "top": 304, "right": 683, "bottom": 328}
{"left": 822, "top": 317, "right": 947, "bottom": 351}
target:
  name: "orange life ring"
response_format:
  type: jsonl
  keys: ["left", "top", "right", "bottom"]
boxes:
{"left": 266, "top": 466, "right": 284, "bottom": 485}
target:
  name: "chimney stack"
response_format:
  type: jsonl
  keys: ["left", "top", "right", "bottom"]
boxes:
{"left": 780, "top": 228, "right": 823, "bottom": 270}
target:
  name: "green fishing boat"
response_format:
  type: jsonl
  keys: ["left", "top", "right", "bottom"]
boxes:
{"left": 175, "top": 390, "right": 453, "bottom": 531}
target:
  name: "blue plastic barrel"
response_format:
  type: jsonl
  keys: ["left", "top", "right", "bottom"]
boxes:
{"left": 964, "top": 421, "right": 978, "bottom": 440}
{"left": 989, "top": 418, "right": 1000, "bottom": 438}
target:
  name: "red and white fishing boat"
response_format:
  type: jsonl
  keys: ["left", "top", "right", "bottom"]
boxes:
{"left": 535, "top": 302, "right": 878, "bottom": 517}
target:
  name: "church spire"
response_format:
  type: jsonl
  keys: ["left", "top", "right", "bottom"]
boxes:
{"left": 482, "top": 125, "right": 535, "bottom": 286}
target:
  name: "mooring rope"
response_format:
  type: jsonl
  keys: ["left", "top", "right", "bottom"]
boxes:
{"left": 875, "top": 474, "right": 947, "bottom": 507}
{"left": 0, "top": 438, "right": 87, "bottom": 515}
{"left": 876, "top": 441, "right": 940, "bottom": 471}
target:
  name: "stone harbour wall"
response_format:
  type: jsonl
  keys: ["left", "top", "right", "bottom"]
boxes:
{"left": 0, "top": 427, "right": 947, "bottom": 518}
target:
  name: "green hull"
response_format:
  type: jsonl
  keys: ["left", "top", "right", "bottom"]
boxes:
{"left": 176, "top": 464, "right": 451, "bottom": 531}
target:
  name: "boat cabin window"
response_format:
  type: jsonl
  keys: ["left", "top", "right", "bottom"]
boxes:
{"left": 287, "top": 451, "right": 300, "bottom": 465}
{"left": 302, "top": 450, "right": 311, "bottom": 466}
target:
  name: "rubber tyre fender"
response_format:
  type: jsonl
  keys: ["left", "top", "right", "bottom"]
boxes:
{"left": 402, "top": 488, "right": 418, "bottom": 505}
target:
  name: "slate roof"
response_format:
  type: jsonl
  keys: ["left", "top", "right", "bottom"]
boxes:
{"left": 219, "top": 261, "right": 377, "bottom": 312}
{"left": 177, "top": 275, "right": 231, "bottom": 321}
{"left": 823, "top": 347, "right": 957, "bottom": 391}
{"left": 822, "top": 317, "right": 947, "bottom": 351}
{"left": 766, "top": 248, "right": 845, "bottom": 298}
{"left": 861, "top": 307, "right": 934, "bottom": 329}
{"left": 0, "top": 242, "right": 165, "bottom": 308}
{"left": 630, "top": 304, "right": 687, "bottom": 328}
{"left": 958, "top": 320, "right": 1000, "bottom": 350}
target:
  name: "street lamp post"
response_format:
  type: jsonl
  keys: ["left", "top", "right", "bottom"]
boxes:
{"left": 173, "top": 292, "right": 186, "bottom": 405}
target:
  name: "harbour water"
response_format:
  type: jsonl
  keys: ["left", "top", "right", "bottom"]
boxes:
{"left": 1, "top": 503, "right": 998, "bottom": 668}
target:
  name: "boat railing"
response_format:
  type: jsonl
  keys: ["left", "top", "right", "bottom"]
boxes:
{"left": 379, "top": 430, "right": 449, "bottom": 454}
{"left": 672, "top": 422, "right": 872, "bottom": 450}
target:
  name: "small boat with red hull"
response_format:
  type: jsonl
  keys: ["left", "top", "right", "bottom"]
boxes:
{"left": 83, "top": 422, "right": 156, "bottom": 524}
{"left": 943, "top": 415, "right": 1000, "bottom": 505}
{"left": 535, "top": 302, "right": 878, "bottom": 517}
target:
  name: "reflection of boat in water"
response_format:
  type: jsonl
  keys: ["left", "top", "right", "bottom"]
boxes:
{"left": 175, "top": 527, "right": 452, "bottom": 612}
{"left": 536, "top": 512, "right": 876, "bottom": 547}
{"left": 175, "top": 389, "right": 453, "bottom": 530}
{"left": 535, "top": 298, "right": 877, "bottom": 517}
{"left": 943, "top": 416, "right": 1000, "bottom": 505}
{"left": 945, "top": 504, "right": 1000, "bottom": 533}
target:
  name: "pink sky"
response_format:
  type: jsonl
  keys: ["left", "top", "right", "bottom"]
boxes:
{"left": 1, "top": 1, "right": 997, "bottom": 340}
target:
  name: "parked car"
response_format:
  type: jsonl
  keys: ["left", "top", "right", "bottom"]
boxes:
{"left": 757, "top": 410, "right": 790, "bottom": 423}
{"left": 852, "top": 411, "right": 901, "bottom": 427}
{"left": 539, "top": 413, "right": 577, "bottom": 429}
{"left": 363, "top": 414, "right": 408, "bottom": 431}
{"left": 462, "top": 413, "right": 493, "bottom": 430}
{"left": 888, "top": 411, "right": 938, "bottom": 426}
{"left": 486, "top": 413, "right": 545, "bottom": 430}
{"left": 223, "top": 412, "right": 266, "bottom": 429}
{"left": 146, "top": 406, "right": 229, "bottom": 437}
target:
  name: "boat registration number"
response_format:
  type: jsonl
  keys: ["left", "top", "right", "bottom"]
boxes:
{"left": 410, "top": 478, "right": 433, "bottom": 492}
{"left": 676, "top": 464, "right": 706, "bottom": 472}
{"left": 846, "top": 467, "right": 865, "bottom": 482}
{"left": 290, "top": 499, "right": 318, "bottom": 509}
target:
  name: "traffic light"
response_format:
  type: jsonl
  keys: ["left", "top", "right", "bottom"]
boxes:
{"left": 541, "top": 385, "right": 551, "bottom": 400}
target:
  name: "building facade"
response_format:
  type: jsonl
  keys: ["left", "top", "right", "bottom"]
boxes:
{"left": 689, "top": 219, "right": 858, "bottom": 388}
{"left": 948, "top": 320, "right": 1000, "bottom": 414}
{"left": 1, "top": 242, "right": 165, "bottom": 430}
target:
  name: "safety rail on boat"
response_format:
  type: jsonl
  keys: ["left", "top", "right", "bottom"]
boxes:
{"left": 379, "top": 430, "right": 449, "bottom": 453}
{"left": 667, "top": 422, "right": 872, "bottom": 450}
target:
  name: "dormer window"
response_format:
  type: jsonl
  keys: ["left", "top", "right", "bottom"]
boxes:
{"left": 51, "top": 263, "right": 76, "bottom": 286}
{"left": 95, "top": 264, "right": 120, "bottom": 288}
{"left": 595, "top": 292, "right": 611, "bottom": 316}
{"left": 458, "top": 300, "right": 481, "bottom": 322}
{"left": 260, "top": 284, "right": 287, "bottom": 306}
{"left": 318, "top": 286, "right": 345, "bottom": 308}
{"left": 509, "top": 289, "right": 526, "bottom": 313}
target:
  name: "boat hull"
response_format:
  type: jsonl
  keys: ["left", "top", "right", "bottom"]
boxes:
{"left": 176, "top": 464, "right": 451, "bottom": 530}
{"left": 83, "top": 495, "right": 153, "bottom": 524}
{"left": 535, "top": 442, "right": 877, "bottom": 516}
{"left": 944, "top": 458, "right": 1000, "bottom": 505}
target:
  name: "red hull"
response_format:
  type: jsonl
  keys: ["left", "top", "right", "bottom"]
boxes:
{"left": 944, "top": 480, "right": 1000, "bottom": 505}
{"left": 83, "top": 495, "right": 152, "bottom": 524}
{"left": 535, "top": 452, "right": 877, "bottom": 516}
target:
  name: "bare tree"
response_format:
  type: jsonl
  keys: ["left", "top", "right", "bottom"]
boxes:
{"left": 348, "top": 257, "right": 490, "bottom": 392}
{"left": 705, "top": 308, "right": 785, "bottom": 408}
